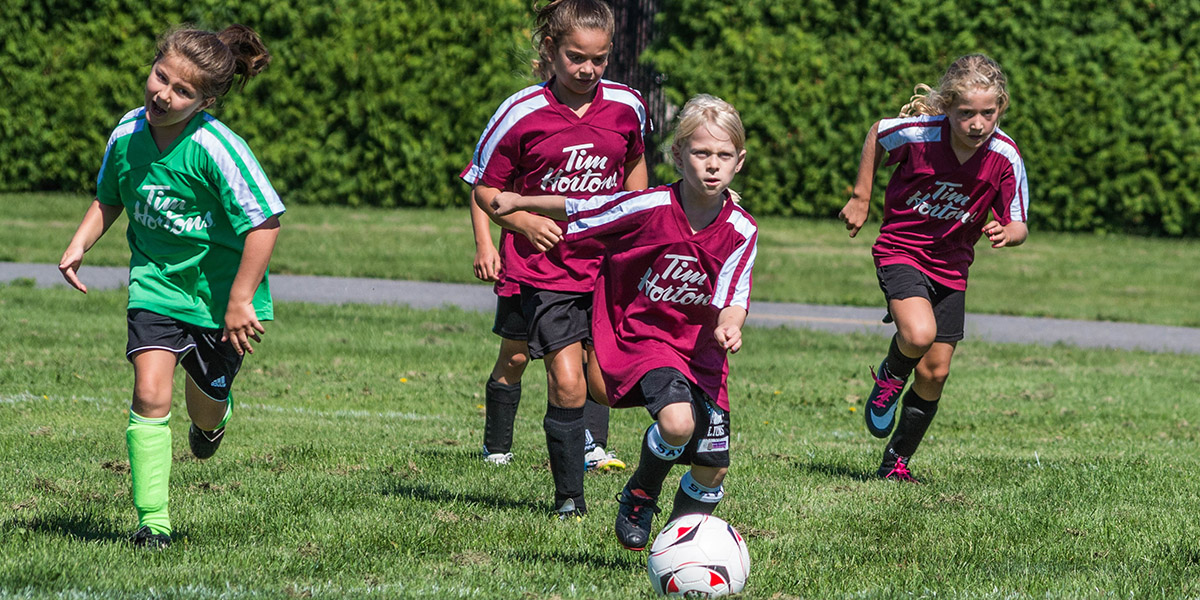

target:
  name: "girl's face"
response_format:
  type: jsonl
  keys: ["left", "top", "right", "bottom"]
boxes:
{"left": 947, "top": 87, "right": 1001, "bottom": 156}
{"left": 144, "top": 53, "right": 212, "bottom": 132}
{"left": 674, "top": 122, "right": 745, "bottom": 202}
{"left": 545, "top": 27, "right": 611, "bottom": 97}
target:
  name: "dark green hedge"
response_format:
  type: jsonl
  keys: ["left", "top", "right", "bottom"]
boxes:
{"left": 2, "top": 0, "right": 532, "bottom": 208}
{"left": 5, "top": 0, "right": 1200, "bottom": 235}
{"left": 647, "top": 0, "right": 1200, "bottom": 236}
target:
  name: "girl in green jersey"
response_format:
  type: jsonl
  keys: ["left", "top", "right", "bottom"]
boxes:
{"left": 59, "top": 24, "right": 282, "bottom": 549}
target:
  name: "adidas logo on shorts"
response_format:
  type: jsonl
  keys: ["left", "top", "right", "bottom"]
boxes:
{"left": 210, "top": 376, "right": 227, "bottom": 389}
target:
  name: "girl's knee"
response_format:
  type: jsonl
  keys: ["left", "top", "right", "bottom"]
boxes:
{"left": 657, "top": 407, "right": 695, "bottom": 441}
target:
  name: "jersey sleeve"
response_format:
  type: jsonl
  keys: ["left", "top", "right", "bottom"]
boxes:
{"left": 462, "top": 84, "right": 549, "bottom": 190}
{"left": 564, "top": 187, "right": 672, "bottom": 243}
{"left": 96, "top": 108, "right": 144, "bottom": 206}
{"left": 988, "top": 133, "right": 1029, "bottom": 225}
{"left": 197, "top": 117, "right": 285, "bottom": 235}
{"left": 877, "top": 115, "right": 942, "bottom": 167}
{"left": 712, "top": 209, "right": 757, "bottom": 311}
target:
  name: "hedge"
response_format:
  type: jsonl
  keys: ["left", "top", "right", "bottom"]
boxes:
{"left": 4, "top": 0, "right": 1200, "bottom": 236}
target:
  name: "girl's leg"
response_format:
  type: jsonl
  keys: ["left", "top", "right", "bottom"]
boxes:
{"left": 617, "top": 402, "right": 695, "bottom": 549}
{"left": 865, "top": 297, "right": 937, "bottom": 438}
{"left": 127, "top": 350, "right": 176, "bottom": 539}
{"left": 184, "top": 374, "right": 232, "bottom": 460}
{"left": 668, "top": 465, "right": 728, "bottom": 522}
{"left": 542, "top": 341, "right": 588, "bottom": 516}
{"left": 582, "top": 346, "right": 625, "bottom": 471}
{"left": 483, "top": 338, "right": 528, "bottom": 463}
{"left": 880, "top": 341, "right": 956, "bottom": 481}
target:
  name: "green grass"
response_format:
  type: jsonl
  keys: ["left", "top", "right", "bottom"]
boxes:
{"left": 2, "top": 282, "right": 1199, "bottom": 599}
{"left": 7, "top": 192, "right": 1200, "bottom": 327}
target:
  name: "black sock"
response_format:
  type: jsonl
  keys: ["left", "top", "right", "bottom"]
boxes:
{"left": 544, "top": 405, "right": 586, "bottom": 510}
{"left": 627, "top": 424, "right": 682, "bottom": 500}
{"left": 483, "top": 378, "right": 521, "bottom": 455}
{"left": 883, "top": 334, "right": 922, "bottom": 380}
{"left": 667, "top": 473, "right": 722, "bottom": 522}
{"left": 887, "top": 387, "right": 940, "bottom": 457}
{"left": 583, "top": 395, "right": 609, "bottom": 451}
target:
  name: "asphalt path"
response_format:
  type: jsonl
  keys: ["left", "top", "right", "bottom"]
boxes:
{"left": 4, "top": 262, "right": 1198, "bottom": 355}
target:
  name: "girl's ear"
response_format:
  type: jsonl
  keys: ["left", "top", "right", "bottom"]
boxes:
{"left": 201, "top": 97, "right": 216, "bottom": 111}
{"left": 671, "top": 144, "right": 684, "bottom": 170}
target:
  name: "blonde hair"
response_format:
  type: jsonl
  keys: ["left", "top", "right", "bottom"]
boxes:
{"left": 530, "top": 0, "right": 614, "bottom": 81}
{"left": 155, "top": 24, "right": 271, "bottom": 100}
{"left": 900, "top": 54, "right": 1009, "bottom": 118}
{"left": 671, "top": 94, "right": 746, "bottom": 155}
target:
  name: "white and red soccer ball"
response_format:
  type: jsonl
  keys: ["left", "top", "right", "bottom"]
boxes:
{"left": 646, "top": 514, "right": 750, "bottom": 598}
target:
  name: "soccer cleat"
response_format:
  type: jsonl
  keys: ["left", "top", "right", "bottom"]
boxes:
{"left": 584, "top": 446, "right": 626, "bottom": 472}
{"left": 554, "top": 497, "right": 587, "bottom": 521}
{"left": 483, "top": 451, "right": 514, "bottom": 465}
{"left": 864, "top": 362, "right": 907, "bottom": 438}
{"left": 878, "top": 452, "right": 920, "bottom": 483}
{"left": 130, "top": 526, "right": 171, "bottom": 549}
{"left": 188, "top": 424, "right": 225, "bottom": 459}
{"left": 614, "top": 486, "right": 660, "bottom": 550}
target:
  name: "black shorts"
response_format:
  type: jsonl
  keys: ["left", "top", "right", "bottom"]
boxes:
{"left": 519, "top": 285, "right": 592, "bottom": 359}
{"left": 876, "top": 264, "right": 965, "bottom": 343}
{"left": 491, "top": 293, "right": 528, "bottom": 341}
{"left": 623, "top": 367, "right": 731, "bottom": 469}
{"left": 126, "top": 309, "right": 242, "bottom": 401}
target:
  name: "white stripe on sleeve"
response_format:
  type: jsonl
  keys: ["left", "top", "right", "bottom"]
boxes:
{"left": 203, "top": 115, "right": 284, "bottom": 216}
{"left": 712, "top": 210, "right": 757, "bottom": 310}
{"left": 565, "top": 189, "right": 672, "bottom": 236}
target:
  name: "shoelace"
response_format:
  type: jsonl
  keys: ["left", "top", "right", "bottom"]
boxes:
{"left": 616, "top": 490, "right": 660, "bottom": 524}
{"left": 884, "top": 458, "right": 915, "bottom": 481}
{"left": 869, "top": 366, "right": 905, "bottom": 409}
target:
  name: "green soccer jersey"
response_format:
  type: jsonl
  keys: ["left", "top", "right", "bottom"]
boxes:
{"left": 97, "top": 107, "right": 285, "bottom": 329}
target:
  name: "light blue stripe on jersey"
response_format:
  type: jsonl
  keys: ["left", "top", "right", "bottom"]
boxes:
{"left": 877, "top": 115, "right": 942, "bottom": 151}
{"left": 987, "top": 128, "right": 1030, "bottom": 222}
{"left": 712, "top": 209, "right": 756, "bottom": 310}
{"left": 565, "top": 189, "right": 672, "bottom": 236}
{"left": 97, "top": 108, "right": 146, "bottom": 188}
{"left": 192, "top": 128, "right": 270, "bottom": 227}
{"left": 599, "top": 79, "right": 650, "bottom": 133}
{"left": 201, "top": 114, "right": 284, "bottom": 220}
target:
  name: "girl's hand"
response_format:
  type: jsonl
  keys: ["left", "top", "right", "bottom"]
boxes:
{"left": 983, "top": 220, "right": 1008, "bottom": 247}
{"left": 58, "top": 246, "right": 88, "bottom": 293}
{"left": 222, "top": 301, "right": 265, "bottom": 356}
{"left": 838, "top": 198, "right": 869, "bottom": 238}
{"left": 474, "top": 244, "right": 501, "bottom": 282}
{"left": 715, "top": 323, "right": 743, "bottom": 353}
{"left": 490, "top": 192, "right": 521, "bottom": 216}
{"left": 521, "top": 215, "right": 563, "bottom": 253}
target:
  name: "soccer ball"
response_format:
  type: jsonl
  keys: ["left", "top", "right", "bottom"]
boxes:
{"left": 646, "top": 514, "right": 750, "bottom": 598}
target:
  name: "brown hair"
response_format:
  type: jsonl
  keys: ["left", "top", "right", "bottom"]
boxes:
{"left": 900, "top": 54, "right": 1010, "bottom": 118}
{"left": 530, "top": 0, "right": 614, "bottom": 81}
{"left": 155, "top": 24, "right": 271, "bottom": 99}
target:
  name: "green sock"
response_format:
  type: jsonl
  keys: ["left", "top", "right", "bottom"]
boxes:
{"left": 215, "top": 396, "right": 233, "bottom": 430}
{"left": 127, "top": 411, "right": 172, "bottom": 535}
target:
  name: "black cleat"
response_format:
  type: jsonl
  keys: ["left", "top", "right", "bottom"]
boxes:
{"left": 189, "top": 424, "right": 225, "bottom": 459}
{"left": 615, "top": 486, "right": 660, "bottom": 550}
{"left": 130, "top": 526, "right": 171, "bottom": 549}
{"left": 554, "top": 497, "right": 587, "bottom": 521}
{"left": 865, "top": 363, "right": 907, "bottom": 438}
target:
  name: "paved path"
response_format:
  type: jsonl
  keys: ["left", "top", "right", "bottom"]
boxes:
{"left": 4, "top": 262, "right": 1198, "bottom": 355}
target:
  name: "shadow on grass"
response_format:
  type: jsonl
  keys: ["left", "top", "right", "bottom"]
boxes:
{"left": 796, "top": 461, "right": 875, "bottom": 482}
{"left": 19, "top": 513, "right": 132, "bottom": 544}
{"left": 503, "top": 545, "right": 644, "bottom": 572}
{"left": 380, "top": 480, "right": 543, "bottom": 513}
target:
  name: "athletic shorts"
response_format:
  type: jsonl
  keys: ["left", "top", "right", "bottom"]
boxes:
{"left": 491, "top": 293, "right": 528, "bottom": 341}
{"left": 126, "top": 309, "right": 242, "bottom": 401}
{"left": 624, "top": 367, "right": 731, "bottom": 469}
{"left": 519, "top": 285, "right": 592, "bottom": 359}
{"left": 876, "top": 264, "right": 965, "bottom": 343}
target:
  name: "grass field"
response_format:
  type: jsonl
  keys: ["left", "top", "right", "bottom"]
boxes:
{"left": 2, "top": 281, "right": 1199, "bottom": 599}
{"left": 5, "top": 192, "right": 1199, "bottom": 327}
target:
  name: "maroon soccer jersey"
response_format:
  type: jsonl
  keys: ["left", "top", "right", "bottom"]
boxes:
{"left": 563, "top": 184, "right": 758, "bottom": 411}
{"left": 461, "top": 79, "right": 649, "bottom": 293}
{"left": 872, "top": 115, "right": 1029, "bottom": 290}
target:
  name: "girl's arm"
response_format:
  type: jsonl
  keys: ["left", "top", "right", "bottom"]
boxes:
{"left": 838, "top": 120, "right": 885, "bottom": 238}
{"left": 488, "top": 191, "right": 569, "bottom": 221}
{"left": 714, "top": 305, "right": 749, "bottom": 354}
{"left": 623, "top": 155, "right": 649, "bottom": 191}
{"left": 59, "top": 199, "right": 125, "bottom": 293}
{"left": 223, "top": 216, "right": 281, "bottom": 356}
{"left": 469, "top": 188, "right": 501, "bottom": 282}
{"left": 474, "top": 184, "right": 565, "bottom": 252}
{"left": 982, "top": 220, "right": 1028, "bottom": 248}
